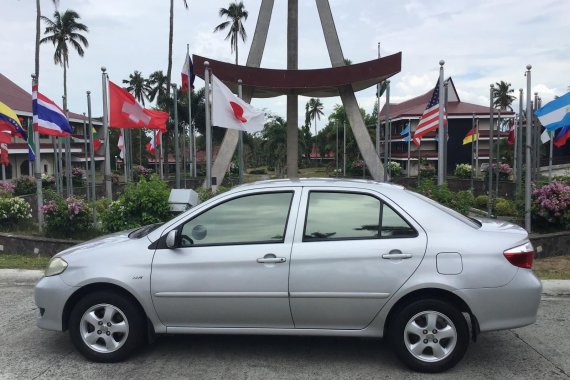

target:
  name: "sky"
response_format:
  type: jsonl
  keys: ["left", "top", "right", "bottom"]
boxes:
{"left": 2, "top": 0, "right": 569, "bottom": 134}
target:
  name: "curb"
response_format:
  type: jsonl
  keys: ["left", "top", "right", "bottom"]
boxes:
{"left": 541, "top": 280, "right": 570, "bottom": 297}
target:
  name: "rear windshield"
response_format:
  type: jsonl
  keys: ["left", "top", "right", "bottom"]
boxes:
{"left": 408, "top": 191, "right": 482, "bottom": 229}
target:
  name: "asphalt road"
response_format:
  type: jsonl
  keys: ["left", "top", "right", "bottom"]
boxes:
{"left": 0, "top": 270, "right": 568, "bottom": 380}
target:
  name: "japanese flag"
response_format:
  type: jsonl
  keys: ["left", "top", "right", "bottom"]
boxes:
{"left": 211, "top": 75, "right": 264, "bottom": 133}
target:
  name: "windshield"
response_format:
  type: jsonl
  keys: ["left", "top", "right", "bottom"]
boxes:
{"left": 408, "top": 191, "right": 482, "bottom": 229}
{"left": 128, "top": 223, "right": 164, "bottom": 239}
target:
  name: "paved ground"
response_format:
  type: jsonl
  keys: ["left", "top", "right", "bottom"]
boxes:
{"left": 0, "top": 270, "right": 568, "bottom": 380}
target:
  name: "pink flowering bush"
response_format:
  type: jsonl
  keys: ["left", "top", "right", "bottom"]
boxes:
{"left": 489, "top": 163, "right": 513, "bottom": 180}
{"left": 132, "top": 165, "right": 154, "bottom": 182}
{"left": 41, "top": 191, "right": 91, "bottom": 238}
{"left": 0, "top": 181, "right": 16, "bottom": 197}
{"left": 532, "top": 181, "right": 570, "bottom": 230}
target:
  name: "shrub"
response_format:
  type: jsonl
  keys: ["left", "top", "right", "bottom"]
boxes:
{"left": 450, "top": 190, "right": 475, "bottom": 215}
{"left": 454, "top": 163, "right": 472, "bottom": 179}
{"left": 101, "top": 176, "right": 171, "bottom": 233}
{"left": 132, "top": 165, "right": 153, "bottom": 182}
{"left": 495, "top": 198, "right": 518, "bottom": 217}
{"left": 386, "top": 161, "right": 402, "bottom": 177}
{"left": 0, "top": 181, "right": 16, "bottom": 198}
{"left": 41, "top": 174, "right": 56, "bottom": 190}
{"left": 41, "top": 191, "right": 91, "bottom": 238}
{"left": 196, "top": 186, "right": 229, "bottom": 203}
{"left": 0, "top": 197, "right": 32, "bottom": 224}
{"left": 486, "top": 163, "right": 513, "bottom": 181}
{"left": 248, "top": 168, "right": 267, "bottom": 175}
{"left": 12, "top": 176, "right": 36, "bottom": 196}
{"left": 415, "top": 179, "right": 473, "bottom": 215}
{"left": 531, "top": 181, "right": 570, "bottom": 230}
{"left": 475, "top": 195, "right": 488, "bottom": 209}
{"left": 419, "top": 165, "right": 436, "bottom": 178}
{"left": 71, "top": 167, "right": 85, "bottom": 186}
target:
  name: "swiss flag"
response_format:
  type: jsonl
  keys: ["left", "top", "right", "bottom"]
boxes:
{"left": 211, "top": 75, "right": 264, "bottom": 133}
{"left": 108, "top": 81, "right": 168, "bottom": 132}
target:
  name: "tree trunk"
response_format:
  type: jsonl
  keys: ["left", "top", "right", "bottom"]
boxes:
{"left": 35, "top": 0, "right": 41, "bottom": 82}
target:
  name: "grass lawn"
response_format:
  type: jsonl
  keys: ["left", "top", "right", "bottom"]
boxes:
{"left": 0, "top": 253, "right": 568, "bottom": 280}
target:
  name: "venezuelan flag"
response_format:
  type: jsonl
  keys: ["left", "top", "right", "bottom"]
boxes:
{"left": 462, "top": 128, "right": 478, "bottom": 145}
{"left": 0, "top": 101, "right": 27, "bottom": 139}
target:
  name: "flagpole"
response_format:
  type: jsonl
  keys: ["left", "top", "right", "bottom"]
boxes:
{"left": 204, "top": 61, "right": 212, "bottom": 189}
{"left": 186, "top": 44, "right": 194, "bottom": 181}
{"left": 407, "top": 119, "right": 411, "bottom": 178}
{"left": 28, "top": 119, "right": 33, "bottom": 176}
{"left": 384, "top": 80, "right": 390, "bottom": 182}
{"left": 31, "top": 74, "right": 44, "bottom": 229}
{"left": 154, "top": 130, "right": 158, "bottom": 174}
{"left": 51, "top": 137, "right": 59, "bottom": 194}
{"left": 533, "top": 92, "right": 539, "bottom": 180}
{"left": 101, "top": 67, "right": 112, "bottom": 199}
{"left": 87, "top": 90, "right": 97, "bottom": 226}
{"left": 516, "top": 89, "right": 523, "bottom": 195}
{"left": 475, "top": 117, "right": 480, "bottom": 179}
{"left": 437, "top": 60, "right": 445, "bottom": 185}
{"left": 122, "top": 130, "right": 128, "bottom": 184}
{"left": 159, "top": 133, "right": 164, "bottom": 180}
{"left": 237, "top": 79, "right": 244, "bottom": 184}
{"left": 172, "top": 83, "right": 180, "bottom": 189}
{"left": 63, "top": 95, "right": 73, "bottom": 197}
{"left": 336, "top": 121, "right": 339, "bottom": 176}
{"left": 487, "top": 84, "right": 494, "bottom": 217}
{"left": 525, "top": 65, "right": 532, "bottom": 232}
{"left": 443, "top": 79, "right": 449, "bottom": 181}
{"left": 343, "top": 121, "right": 346, "bottom": 176}
{"left": 495, "top": 112, "right": 501, "bottom": 200}
{"left": 82, "top": 113, "right": 89, "bottom": 202}
{"left": 471, "top": 113, "right": 475, "bottom": 192}
{"left": 376, "top": 42, "right": 381, "bottom": 160}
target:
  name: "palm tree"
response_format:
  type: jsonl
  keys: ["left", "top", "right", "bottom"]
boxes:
{"left": 214, "top": 2, "right": 249, "bottom": 65}
{"left": 35, "top": 0, "right": 59, "bottom": 83}
{"left": 40, "top": 9, "right": 88, "bottom": 108}
{"left": 122, "top": 71, "right": 151, "bottom": 106}
{"left": 262, "top": 115, "right": 287, "bottom": 176}
{"left": 493, "top": 81, "right": 516, "bottom": 111}
{"left": 147, "top": 70, "right": 170, "bottom": 109}
{"left": 307, "top": 98, "right": 324, "bottom": 159}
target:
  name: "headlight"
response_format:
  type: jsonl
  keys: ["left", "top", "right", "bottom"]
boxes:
{"left": 45, "top": 257, "right": 68, "bottom": 277}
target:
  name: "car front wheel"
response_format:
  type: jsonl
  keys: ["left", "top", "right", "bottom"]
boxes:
{"left": 390, "top": 299, "right": 469, "bottom": 373}
{"left": 69, "top": 291, "right": 145, "bottom": 362}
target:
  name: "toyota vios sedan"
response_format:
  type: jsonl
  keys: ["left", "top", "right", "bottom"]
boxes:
{"left": 35, "top": 179, "right": 541, "bottom": 372}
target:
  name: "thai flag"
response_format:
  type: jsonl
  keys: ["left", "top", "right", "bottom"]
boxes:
{"left": 32, "top": 85, "right": 72, "bottom": 136}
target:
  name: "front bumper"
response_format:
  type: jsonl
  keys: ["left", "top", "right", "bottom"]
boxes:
{"left": 454, "top": 269, "right": 542, "bottom": 332}
{"left": 34, "top": 275, "right": 76, "bottom": 331}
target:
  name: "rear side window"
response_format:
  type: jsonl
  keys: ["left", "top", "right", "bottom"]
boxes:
{"left": 303, "top": 192, "right": 417, "bottom": 241}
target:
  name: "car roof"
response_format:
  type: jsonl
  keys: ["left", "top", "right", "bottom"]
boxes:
{"left": 229, "top": 178, "right": 405, "bottom": 192}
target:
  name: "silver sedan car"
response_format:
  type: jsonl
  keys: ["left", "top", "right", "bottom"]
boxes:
{"left": 35, "top": 179, "right": 541, "bottom": 372}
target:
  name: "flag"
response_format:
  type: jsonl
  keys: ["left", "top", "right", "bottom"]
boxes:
{"left": 0, "top": 143, "right": 8, "bottom": 166}
{"left": 0, "top": 130, "right": 11, "bottom": 144}
{"left": 535, "top": 91, "right": 570, "bottom": 132}
{"left": 507, "top": 122, "right": 515, "bottom": 145}
{"left": 540, "top": 129, "right": 551, "bottom": 144}
{"left": 181, "top": 53, "right": 195, "bottom": 94}
{"left": 402, "top": 135, "right": 411, "bottom": 142}
{"left": 554, "top": 124, "right": 570, "bottom": 148}
{"left": 27, "top": 119, "right": 36, "bottom": 161}
{"left": 32, "top": 85, "right": 72, "bottom": 136}
{"left": 146, "top": 132, "right": 161, "bottom": 155}
{"left": 0, "top": 101, "right": 27, "bottom": 139}
{"left": 400, "top": 123, "right": 411, "bottom": 136}
{"left": 92, "top": 126, "right": 103, "bottom": 151}
{"left": 108, "top": 81, "right": 168, "bottom": 131}
{"left": 211, "top": 75, "right": 265, "bottom": 132}
{"left": 117, "top": 129, "right": 125, "bottom": 159}
{"left": 463, "top": 128, "right": 478, "bottom": 145}
{"left": 413, "top": 79, "right": 447, "bottom": 140}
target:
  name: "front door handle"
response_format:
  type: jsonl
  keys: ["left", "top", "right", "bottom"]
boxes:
{"left": 257, "top": 254, "right": 287, "bottom": 264}
{"left": 382, "top": 249, "right": 412, "bottom": 260}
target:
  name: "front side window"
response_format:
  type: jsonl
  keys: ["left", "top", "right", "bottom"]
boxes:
{"left": 180, "top": 192, "right": 293, "bottom": 246}
{"left": 303, "top": 191, "right": 417, "bottom": 241}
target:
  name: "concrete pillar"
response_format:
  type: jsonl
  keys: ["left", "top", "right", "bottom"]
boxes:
{"left": 287, "top": 0, "right": 299, "bottom": 178}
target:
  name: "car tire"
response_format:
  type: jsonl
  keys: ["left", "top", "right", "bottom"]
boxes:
{"left": 389, "top": 298, "right": 469, "bottom": 373}
{"left": 69, "top": 291, "right": 145, "bottom": 362}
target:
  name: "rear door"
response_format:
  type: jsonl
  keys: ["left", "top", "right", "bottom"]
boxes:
{"left": 289, "top": 187, "right": 427, "bottom": 329}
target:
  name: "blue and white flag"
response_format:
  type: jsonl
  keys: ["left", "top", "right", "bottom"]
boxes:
{"left": 400, "top": 123, "right": 411, "bottom": 136}
{"left": 32, "top": 85, "right": 72, "bottom": 137}
{"left": 402, "top": 135, "right": 411, "bottom": 142}
{"left": 535, "top": 92, "right": 570, "bottom": 132}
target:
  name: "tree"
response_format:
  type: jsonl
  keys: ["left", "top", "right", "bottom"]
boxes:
{"left": 262, "top": 115, "right": 287, "bottom": 176}
{"left": 307, "top": 98, "right": 324, "bottom": 159}
{"left": 493, "top": 81, "right": 516, "bottom": 111}
{"left": 40, "top": 9, "right": 88, "bottom": 109}
{"left": 122, "top": 71, "right": 151, "bottom": 106}
{"left": 214, "top": 1, "right": 249, "bottom": 65}
{"left": 35, "top": 0, "right": 59, "bottom": 83}
{"left": 147, "top": 70, "right": 170, "bottom": 109}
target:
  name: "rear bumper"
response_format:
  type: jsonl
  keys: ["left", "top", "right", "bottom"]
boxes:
{"left": 34, "top": 275, "right": 76, "bottom": 331}
{"left": 454, "top": 269, "right": 542, "bottom": 332}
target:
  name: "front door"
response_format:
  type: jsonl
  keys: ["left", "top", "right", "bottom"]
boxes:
{"left": 151, "top": 189, "right": 299, "bottom": 328}
{"left": 289, "top": 188, "right": 427, "bottom": 329}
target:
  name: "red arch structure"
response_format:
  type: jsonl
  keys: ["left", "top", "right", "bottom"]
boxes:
{"left": 192, "top": 53, "right": 402, "bottom": 98}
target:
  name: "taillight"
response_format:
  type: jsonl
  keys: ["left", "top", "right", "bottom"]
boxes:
{"left": 503, "top": 242, "right": 534, "bottom": 269}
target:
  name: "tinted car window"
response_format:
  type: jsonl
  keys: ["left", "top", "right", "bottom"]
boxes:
{"left": 304, "top": 192, "right": 381, "bottom": 240}
{"left": 180, "top": 192, "right": 293, "bottom": 246}
{"left": 381, "top": 203, "right": 417, "bottom": 238}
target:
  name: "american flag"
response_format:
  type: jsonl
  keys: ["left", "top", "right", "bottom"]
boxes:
{"left": 413, "top": 79, "right": 447, "bottom": 140}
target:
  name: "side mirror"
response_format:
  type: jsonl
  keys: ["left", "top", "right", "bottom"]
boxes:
{"left": 165, "top": 230, "right": 179, "bottom": 249}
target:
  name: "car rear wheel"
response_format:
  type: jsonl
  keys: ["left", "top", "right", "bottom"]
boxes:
{"left": 69, "top": 291, "right": 145, "bottom": 362}
{"left": 390, "top": 299, "right": 469, "bottom": 373}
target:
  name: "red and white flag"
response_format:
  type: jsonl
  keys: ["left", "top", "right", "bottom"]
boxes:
{"left": 108, "top": 81, "right": 168, "bottom": 132}
{"left": 181, "top": 53, "right": 195, "bottom": 94}
{"left": 117, "top": 129, "right": 125, "bottom": 159}
{"left": 413, "top": 79, "right": 447, "bottom": 140}
{"left": 211, "top": 75, "right": 264, "bottom": 133}
{"left": 146, "top": 132, "right": 161, "bottom": 155}
{"left": 0, "top": 143, "right": 8, "bottom": 165}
